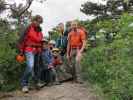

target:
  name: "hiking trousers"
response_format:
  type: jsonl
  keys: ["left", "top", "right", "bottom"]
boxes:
{"left": 69, "top": 49, "right": 82, "bottom": 81}
{"left": 21, "top": 52, "right": 35, "bottom": 87}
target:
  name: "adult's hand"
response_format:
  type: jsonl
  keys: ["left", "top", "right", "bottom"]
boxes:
{"left": 76, "top": 51, "right": 82, "bottom": 62}
{"left": 67, "top": 54, "right": 70, "bottom": 61}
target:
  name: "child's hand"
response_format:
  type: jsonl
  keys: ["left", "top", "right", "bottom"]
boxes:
{"left": 48, "top": 64, "right": 54, "bottom": 69}
{"left": 59, "top": 60, "right": 63, "bottom": 64}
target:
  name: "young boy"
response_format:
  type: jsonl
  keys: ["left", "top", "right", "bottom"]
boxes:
{"left": 41, "top": 38, "right": 53, "bottom": 85}
{"left": 48, "top": 48, "right": 63, "bottom": 85}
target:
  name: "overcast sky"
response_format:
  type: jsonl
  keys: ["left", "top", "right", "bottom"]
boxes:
{"left": 29, "top": 0, "right": 91, "bottom": 35}
{"left": 6, "top": 0, "right": 104, "bottom": 36}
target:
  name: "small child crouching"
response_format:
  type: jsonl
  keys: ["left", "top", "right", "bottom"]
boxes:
{"left": 48, "top": 48, "right": 63, "bottom": 85}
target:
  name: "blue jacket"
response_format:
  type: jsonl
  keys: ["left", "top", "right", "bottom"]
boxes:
{"left": 56, "top": 36, "right": 67, "bottom": 49}
{"left": 41, "top": 48, "right": 53, "bottom": 69}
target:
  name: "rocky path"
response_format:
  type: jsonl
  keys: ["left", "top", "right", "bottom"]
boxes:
{"left": 1, "top": 82, "right": 101, "bottom": 100}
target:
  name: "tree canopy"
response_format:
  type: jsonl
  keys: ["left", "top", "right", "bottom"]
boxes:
{"left": 81, "top": 0, "right": 133, "bottom": 20}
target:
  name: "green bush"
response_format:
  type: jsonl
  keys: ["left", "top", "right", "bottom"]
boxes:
{"left": 0, "top": 26, "right": 25, "bottom": 91}
{"left": 81, "top": 13, "right": 133, "bottom": 100}
{"left": 82, "top": 41, "right": 133, "bottom": 100}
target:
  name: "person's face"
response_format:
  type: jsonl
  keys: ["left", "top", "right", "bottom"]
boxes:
{"left": 71, "top": 21, "right": 78, "bottom": 29}
{"left": 58, "top": 24, "right": 64, "bottom": 34}
{"left": 48, "top": 44, "right": 55, "bottom": 50}
{"left": 35, "top": 18, "right": 43, "bottom": 26}
{"left": 52, "top": 50, "right": 60, "bottom": 58}
{"left": 66, "top": 22, "right": 71, "bottom": 30}
{"left": 67, "top": 26, "right": 71, "bottom": 30}
{"left": 52, "top": 51, "right": 59, "bottom": 57}
{"left": 42, "top": 42, "right": 48, "bottom": 49}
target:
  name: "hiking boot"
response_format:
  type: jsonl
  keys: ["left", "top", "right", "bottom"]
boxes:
{"left": 72, "top": 77, "right": 84, "bottom": 84}
{"left": 75, "top": 79, "right": 84, "bottom": 84}
{"left": 75, "top": 80, "right": 84, "bottom": 84}
{"left": 47, "top": 83, "right": 53, "bottom": 87}
{"left": 53, "top": 81, "right": 61, "bottom": 85}
{"left": 37, "top": 82, "right": 45, "bottom": 88}
{"left": 22, "top": 86, "right": 29, "bottom": 93}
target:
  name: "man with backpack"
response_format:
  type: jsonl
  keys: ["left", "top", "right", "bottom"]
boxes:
{"left": 67, "top": 20, "right": 86, "bottom": 84}
{"left": 18, "top": 15, "right": 43, "bottom": 93}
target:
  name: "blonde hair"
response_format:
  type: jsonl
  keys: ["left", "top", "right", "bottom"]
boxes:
{"left": 71, "top": 20, "right": 79, "bottom": 26}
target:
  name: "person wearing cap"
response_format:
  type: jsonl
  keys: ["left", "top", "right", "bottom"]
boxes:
{"left": 41, "top": 37, "right": 53, "bottom": 85}
{"left": 48, "top": 40, "right": 56, "bottom": 51}
{"left": 48, "top": 48, "right": 63, "bottom": 85}
{"left": 33, "top": 37, "right": 50, "bottom": 88}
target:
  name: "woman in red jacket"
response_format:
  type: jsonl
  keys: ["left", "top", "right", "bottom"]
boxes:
{"left": 20, "top": 15, "right": 43, "bottom": 93}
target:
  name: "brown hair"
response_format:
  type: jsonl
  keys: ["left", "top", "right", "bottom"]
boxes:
{"left": 32, "top": 15, "right": 43, "bottom": 23}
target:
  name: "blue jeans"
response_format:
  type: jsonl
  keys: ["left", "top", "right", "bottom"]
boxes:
{"left": 21, "top": 52, "right": 35, "bottom": 87}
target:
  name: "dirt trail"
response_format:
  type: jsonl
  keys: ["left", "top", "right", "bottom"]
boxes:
{"left": 1, "top": 82, "right": 101, "bottom": 100}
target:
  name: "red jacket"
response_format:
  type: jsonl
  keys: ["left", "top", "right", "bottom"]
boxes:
{"left": 52, "top": 57, "right": 63, "bottom": 66}
{"left": 19, "top": 23, "right": 43, "bottom": 53}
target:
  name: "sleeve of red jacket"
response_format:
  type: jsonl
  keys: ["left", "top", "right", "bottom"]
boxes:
{"left": 18, "top": 41, "right": 25, "bottom": 53}
{"left": 27, "top": 27, "right": 43, "bottom": 42}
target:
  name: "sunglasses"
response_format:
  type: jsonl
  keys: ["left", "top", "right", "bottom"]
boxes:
{"left": 52, "top": 50, "right": 60, "bottom": 53}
